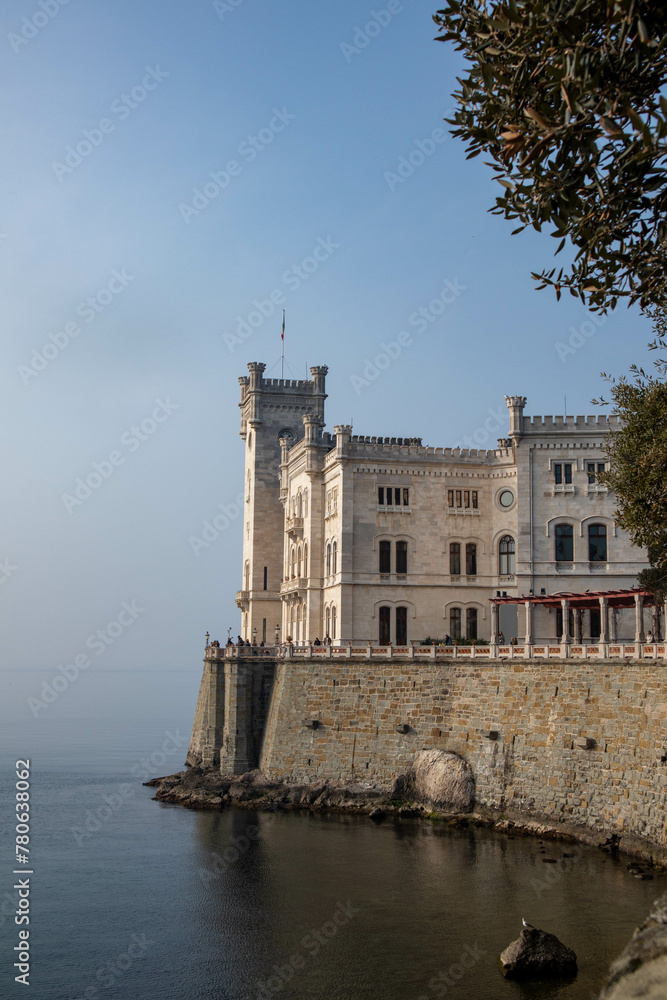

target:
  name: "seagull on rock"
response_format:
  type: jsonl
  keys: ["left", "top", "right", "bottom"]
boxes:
{"left": 522, "top": 918, "right": 535, "bottom": 930}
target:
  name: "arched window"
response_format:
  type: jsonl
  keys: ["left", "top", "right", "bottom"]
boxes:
{"left": 326, "top": 543, "right": 331, "bottom": 576}
{"left": 297, "top": 545, "right": 302, "bottom": 577}
{"left": 332, "top": 605, "right": 337, "bottom": 640}
{"left": 379, "top": 540, "right": 391, "bottom": 574}
{"left": 555, "top": 524, "right": 574, "bottom": 562}
{"left": 303, "top": 490, "right": 308, "bottom": 517}
{"left": 291, "top": 545, "right": 297, "bottom": 577}
{"left": 325, "top": 606, "right": 330, "bottom": 637}
{"left": 466, "top": 543, "right": 477, "bottom": 576}
{"left": 297, "top": 492, "right": 303, "bottom": 517}
{"left": 466, "top": 608, "right": 478, "bottom": 640}
{"left": 396, "top": 606, "right": 407, "bottom": 644}
{"left": 449, "top": 542, "right": 461, "bottom": 576}
{"left": 450, "top": 607, "right": 462, "bottom": 639}
{"left": 332, "top": 540, "right": 338, "bottom": 575}
{"left": 396, "top": 541, "right": 407, "bottom": 575}
{"left": 499, "top": 535, "right": 515, "bottom": 575}
{"left": 589, "top": 523, "right": 607, "bottom": 562}
{"left": 304, "top": 544, "right": 308, "bottom": 578}
{"left": 379, "top": 606, "right": 391, "bottom": 644}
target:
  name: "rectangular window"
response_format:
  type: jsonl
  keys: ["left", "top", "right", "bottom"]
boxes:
{"left": 466, "top": 543, "right": 477, "bottom": 576}
{"left": 396, "top": 606, "right": 407, "bottom": 644}
{"left": 379, "top": 540, "right": 391, "bottom": 574}
{"left": 554, "top": 464, "right": 562, "bottom": 485}
{"left": 464, "top": 490, "right": 470, "bottom": 508}
{"left": 450, "top": 607, "right": 461, "bottom": 639}
{"left": 262, "top": 618, "right": 266, "bottom": 644}
{"left": 378, "top": 487, "right": 384, "bottom": 505}
{"left": 379, "top": 606, "right": 391, "bottom": 644}
{"left": 555, "top": 524, "right": 574, "bottom": 562}
{"left": 466, "top": 608, "right": 478, "bottom": 640}
{"left": 450, "top": 542, "right": 461, "bottom": 576}
{"left": 447, "top": 490, "right": 454, "bottom": 508}
{"left": 589, "top": 524, "right": 607, "bottom": 562}
{"left": 564, "top": 463, "right": 572, "bottom": 484}
{"left": 396, "top": 541, "right": 407, "bottom": 575}
{"left": 403, "top": 488, "right": 409, "bottom": 506}
{"left": 456, "top": 490, "right": 462, "bottom": 508}
{"left": 587, "top": 462, "right": 596, "bottom": 484}
{"left": 471, "top": 491, "right": 478, "bottom": 509}
{"left": 597, "top": 463, "right": 605, "bottom": 475}
{"left": 263, "top": 566, "right": 267, "bottom": 591}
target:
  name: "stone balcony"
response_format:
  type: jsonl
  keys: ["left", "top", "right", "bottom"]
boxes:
{"left": 286, "top": 516, "right": 304, "bottom": 536}
{"left": 235, "top": 590, "right": 249, "bottom": 609}
{"left": 280, "top": 577, "right": 307, "bottom": 597}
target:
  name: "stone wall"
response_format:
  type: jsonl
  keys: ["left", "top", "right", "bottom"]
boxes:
{"left": 257, "top": 655, "right": 667, "bottom": 846}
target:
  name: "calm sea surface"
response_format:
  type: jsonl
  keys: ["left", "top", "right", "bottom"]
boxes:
{"left": 1, "top": 711, "right": 664, "bottom": 1000}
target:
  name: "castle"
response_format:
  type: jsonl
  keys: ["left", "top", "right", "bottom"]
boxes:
{"left": 236, "top": 362, "right": 647, "bottom": 645}
{"left": 186, "top": 362, "right": 667, "bottom": 864}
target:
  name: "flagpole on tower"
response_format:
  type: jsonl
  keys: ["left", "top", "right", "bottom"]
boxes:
{"left": 281, "top": 309, "right": 285, "bottom": 380}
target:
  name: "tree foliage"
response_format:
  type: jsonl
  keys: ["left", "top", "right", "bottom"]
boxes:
{"left": 597, "top": 333, "right": 667, "bottom": 597}
{"left": 434, "top": 0, "right": 667, "bottom": 311}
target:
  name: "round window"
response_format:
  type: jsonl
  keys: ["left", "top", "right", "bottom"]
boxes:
{"left": 499, "top": 489, "right": 514, "bottom": 508}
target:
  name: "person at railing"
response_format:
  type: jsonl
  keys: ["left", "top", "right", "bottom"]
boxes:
{"left": 211, "top": 639, "right": 220, "bottom": 648}
{"left": 226, "top": 637, "right": 233, "bottom": 646}
{"left": 647, "top": 630, "right": 654, "bottom": 644}
{"left": 313, "top": 637, "right": 321, "bottom": 646}
{"left": 444, "top": 634, "right": 452, "bottom": 646}
{"left": 325, "top": 634, "right": 332, "bottom": 646}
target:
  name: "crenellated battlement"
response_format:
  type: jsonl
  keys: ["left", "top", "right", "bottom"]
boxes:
{"left": 343, "top": 438, "right": 512, "bottom": 462}
{"left": 350, "top": 435, "right": 423, "bottom": 446}
{"left": 523, "top": 414, "right": 621, "bottom": 431}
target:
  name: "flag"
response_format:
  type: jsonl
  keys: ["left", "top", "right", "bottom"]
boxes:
{"left": 281, "top": 310, "right": 285, "bottom": 341}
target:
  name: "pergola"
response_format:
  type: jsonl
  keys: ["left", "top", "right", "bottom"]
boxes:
{"left": 489, "top": 588, "right": 664, "bottom": 644}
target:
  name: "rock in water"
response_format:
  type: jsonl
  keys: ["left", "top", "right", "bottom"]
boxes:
{"left": 405, "top": 749, "right": 475, "bottom": 811}
{"left": 499, "top": 926, "right": 577, "bottom": 980}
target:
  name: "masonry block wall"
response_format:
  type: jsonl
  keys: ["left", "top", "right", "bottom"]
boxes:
{"left": 257, "top": 656, "right": 667, "bottom": 845}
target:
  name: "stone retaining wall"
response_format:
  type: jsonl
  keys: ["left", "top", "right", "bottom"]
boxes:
{"left": 257, "top": 656, "right": 667, "bottom": 845}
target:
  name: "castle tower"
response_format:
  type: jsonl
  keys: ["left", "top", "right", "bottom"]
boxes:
{"left": 236, "top": 362, "right": 328, "bottom": 642}
{"left": 505, "top": 395, "right": 527, "bottom": 439}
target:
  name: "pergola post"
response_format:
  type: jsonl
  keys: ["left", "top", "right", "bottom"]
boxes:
{"left": 599, "top": 596, "right": 609, "bottom": 644}
{"left": 560, "top": 598, "right": 571, "bottom": 643}
{"left": 609, "top": 608, "right": 617, "bottom": 642}
{"left": 635, "top": 593, "right": 645, "bottom": 643}
{"left": 491, "top": 602, "right": 500, "bottom": 645}
{"left": 573, "top": 609, "right": 582, "bottom": 643}
{"left": 524, "top": 600, "right": 533, "bottom": 645}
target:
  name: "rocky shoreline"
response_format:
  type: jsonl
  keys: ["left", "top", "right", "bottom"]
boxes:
{"left": 147, "top": 765, "right": 667, "bottom": 998}
{"left": 146, "top": 764, "right": 667, "bottom": 870}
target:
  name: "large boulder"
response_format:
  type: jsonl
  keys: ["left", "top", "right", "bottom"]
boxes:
{"left": 404, "top": 749, "right": 475, "bottom": 811}
{"left": 499, "top": 926, "right": 577, "bottom": 980}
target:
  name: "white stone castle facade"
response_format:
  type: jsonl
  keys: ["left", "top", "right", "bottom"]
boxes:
{"left": 235, "top": 363, "right": 647, "bottom": 645}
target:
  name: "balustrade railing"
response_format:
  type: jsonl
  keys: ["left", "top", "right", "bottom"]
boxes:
{"left": 204, "top": 641, "right": 666, "bottom": 660}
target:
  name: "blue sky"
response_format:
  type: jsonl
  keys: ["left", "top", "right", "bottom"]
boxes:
{"left": 0, "top": 0, "right": 652, "bottom": 722}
